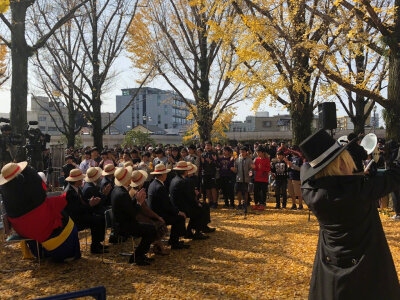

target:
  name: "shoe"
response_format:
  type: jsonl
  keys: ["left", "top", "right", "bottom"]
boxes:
{"left": 237, "top": 204, "right": 243, "bottom": 210}
{"left": 282, "top": 205, "right": 287, "bottom": 209}
{"left": 144, "top": 256, "right": 155, "bottom": 262}
{"left": 223, "top": 204, "right": 229, "bottom": 208}
{"left": 230, "top": 204, "right": 235, "bottom": 209}
{"left": 203, "top": 226, "right": 216, "bottom": 233}
{"left": 129, "top": 255, "right": 150, "bottom": 265}
{"left": 171, "top": 243, "right": 190, "bottom": 249}
{"left": 392, "top": 214, "right": 400, "bottom": 220}
{"left": 108, "top": 234, "right": 119, "bottom": 244}
{"left": 291, "top": 204, "right": 297, "bottom": 210}
{"left": 193, "top": 233, "right": 209, "bottom": 240}
{"left": 298, "top": 205, "right": 304, "bottom": 210}
{"left": 274, "top": 206, "right": 281, "bottom": 209}
{"left": 184, "top": 232, "right": 195, "bottom": 239}
{"left": 91, "top": 245, "right": 108, "bottom": 254}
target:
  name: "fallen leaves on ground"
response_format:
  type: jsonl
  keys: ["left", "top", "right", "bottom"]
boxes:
{"left": 1, "top": 204, "right": 400, "bottom": 299}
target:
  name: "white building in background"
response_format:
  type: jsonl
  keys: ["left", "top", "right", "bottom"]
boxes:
{"left": 115, "top": 87, "right": 194, "bottom": 134}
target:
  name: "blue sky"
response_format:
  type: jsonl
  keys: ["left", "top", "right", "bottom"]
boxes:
{"left": 0, "top": 52, "right": 384, "bottom": 124}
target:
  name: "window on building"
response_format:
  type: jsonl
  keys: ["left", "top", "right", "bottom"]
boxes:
{"left": 263, "top": 121, "right": 271, "bottom": 127}
{"left": 39, "top": 126, "right": 46, "bottom": 131}
{"left": 48, "top": 127, "right": 57, "bottom": 131}
{"left": 158, "top": 114, "right": 161, "bottom": 124}
{"left": 164, "top": 105, "right": 168, "bottom": 114}
{"left": 38, "top": 116, "right": 46, "bottom": 122}
{"left": 164, "top": 124, "right": 168, "bottom": 129}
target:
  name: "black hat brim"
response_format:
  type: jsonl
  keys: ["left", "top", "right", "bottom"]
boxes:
{"left": 300, "top": 138, "right": 356, "bottom": 183}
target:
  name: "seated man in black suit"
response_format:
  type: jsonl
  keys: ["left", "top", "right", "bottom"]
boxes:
{"left": 62, "top": 155, "right": 78, "bottom": 188}
{"left": 111, "top": 167, "right": 157, "bottom": 266}
{"left": 185, "top": 162, "right": 215, "bottom": 236}
{"left": 82, "top": 167, "right": 111, "bottom": 213}
{"left": 170, "top": 161, "right": 209, "bottom": 240}
{"left": 100, "top": 164, "right": 115, "bottom": 207}
{"left": 148, "top": 163, "right": 189, "bottom": 249}
{"left": 64, "top": 169, "right": 107, "bottom": 254}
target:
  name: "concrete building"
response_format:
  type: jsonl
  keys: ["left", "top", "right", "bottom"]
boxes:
{"left": 115, "top": 87, "right": 194, "bottom": 134}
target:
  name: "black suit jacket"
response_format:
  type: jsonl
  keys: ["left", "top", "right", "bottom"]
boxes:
{"left": 169, "top": 175, "right": 190, "bottom": 215}
{"left": 64, "top": 183, "right": 91, "bottom": 223}
{"left": 111, "top": 185, "right": 141, "bottom": 235}
{"left": 147, "top": 179, "right": 178, "bottom": 218}
{"left": 100, "top": 176, "right": 114, "bottom": 206}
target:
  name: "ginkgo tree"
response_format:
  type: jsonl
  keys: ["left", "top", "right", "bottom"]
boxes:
{"left": 309, "top": 0, "right": 400, "bottom": 140}
{"left": 126, "top": 0, "right": 248, "bottom": 143}
{"left": 209, "top": 0, "right": 347, "bottom": 144}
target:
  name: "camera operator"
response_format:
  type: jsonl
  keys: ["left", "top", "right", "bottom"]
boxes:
{"left": 25, "top": 124, "right": 50, "bottom": 172}
{"left": 0, "top": 124, "right": 16, "bottom": 168}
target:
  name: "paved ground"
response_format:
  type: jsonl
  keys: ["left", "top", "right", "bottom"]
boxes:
{"left": 1, "top": 204, "right": 400, "bottom": 299}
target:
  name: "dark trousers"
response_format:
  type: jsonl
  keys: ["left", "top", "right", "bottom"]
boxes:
{"left": 128, "top": 223, "right": 157, "bottom": 258}
{"left": 163, "top": 214, "right": 186, "bottom": 244}
{"left": 75, "top": 213, "right": 105, "bottom": 245}
{"left": 392, "top": 189, "right": 400, "bottom": 214}
{"left": 254, "top": 181, "right": 268, "bottom": 205}
{"left": 220, "top": 176, "right": 235, "bottom": 206}
{"left": 275, "top": 180, "right": 287, "bottom": 208}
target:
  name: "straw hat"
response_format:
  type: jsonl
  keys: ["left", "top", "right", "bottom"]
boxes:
{"left": 102, "top": 164, "right": 116, "bottom": 176}
{"left": 173, "top": 161, "right": 191, "bottom": 171}
{"left": 66, "top": 169, "right": 85, "bottom": 182}
{"left": 186, "top": 162, "right": 198, "bottom": 175}
{"left": 85, "top": 167, "right": 102, "bottom": 183}
{"left": 150, "top": 163, "right": 171, "bottom": 175}
{"left": 0, "top": 162, "right": 28, "bottom": 185}
{"left": 130, "top": 170, "right": 148, "bottom": 188}
{"left": 114, "top": 167, "right": 132, "bottom": 187}
{"left": 124, "top": 161, "right": 133, "bottom": 168}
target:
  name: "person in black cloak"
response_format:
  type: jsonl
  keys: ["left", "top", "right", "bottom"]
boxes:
{"left": 300, "top": 129, "right": 400, "bottom": 300}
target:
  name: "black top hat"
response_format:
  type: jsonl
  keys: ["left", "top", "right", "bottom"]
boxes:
{"left": 299, "top": 129, "right": 355, "bottom": 182}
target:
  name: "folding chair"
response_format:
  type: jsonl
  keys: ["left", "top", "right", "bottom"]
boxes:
{"left": 102, "top": 208, "right": 135, "bottom": 264}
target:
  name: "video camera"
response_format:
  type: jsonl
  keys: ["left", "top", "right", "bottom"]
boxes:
{"left": 0, "top": 119, "right": 51, "bottom": 167}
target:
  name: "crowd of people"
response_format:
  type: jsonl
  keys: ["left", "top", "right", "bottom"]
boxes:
{"left": 54, "top": 134, "right": 394, "bottom": 265}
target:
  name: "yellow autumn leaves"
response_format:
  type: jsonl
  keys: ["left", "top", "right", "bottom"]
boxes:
{"left": 2, "top": 206, "right": 400, "bottom": 299}
{"left": 0, "top": 0, "right": 9, "bottom": 14}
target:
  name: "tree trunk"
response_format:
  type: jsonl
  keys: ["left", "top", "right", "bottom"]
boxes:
{"left": 352, "top": 95, "right": 366, "bottom": 135}
{"left": 66, "top": 97, "right": 76, "bottom": 148}
{"left": 291, "top": 103, "right": 313, "bottom": 145}
{"left": 197, "top": 103, "right": 212, "bottom": 142}
{"left": 10, "top": 2, "right": 29, "bottom": 137}
{"left": 385, "top": 53, "right": 400, "bottom": 141}
{"left": 92, "top": 99, "right": 103, "bottom": 148}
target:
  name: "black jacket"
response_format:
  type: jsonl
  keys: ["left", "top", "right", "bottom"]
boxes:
{"left": 147, "top": 179, "right": 178, "bottom": 218}
{"left": 64, "top": 183, "right": 92, "bottom": 223}
{"left": 100, "top": 176, "right": 114, "bottom": 206}
{"left": 82, "top": 181, "right": 107, "bottom": 209}
{"left": 301, "top": 165, "right": 400, "bottom": 300}
{"left": 111, "top": 186, "right": 141, "bottom": 235}
{"left": 169, "top": 175, "right": 190, "bottom": 215}
{"left": 347, "top": 142, "right": 368, "bottom": 172}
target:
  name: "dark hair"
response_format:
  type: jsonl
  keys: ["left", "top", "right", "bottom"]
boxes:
{"left": 130, "top": 149, "right": 138, "bottom": 154}
{"left": 256, "top": 145, "right": 265, "bottom": 152}
{"left": 91, "top": 147, "right": 99, "bottom": 152}
{"left": 171, "top": 147, "right": 179, "bottom": 152}
{"left": 188, "top": 144, "right": 196, "bottom": 150}
{"left": 84, "top": 150, "right": 91, "bottom": 155}
{"left": 205, "top": 141, "right": 212, "bottom": 146}
{"left": 65, "top": 155, "right": 74, "bottom": 161}
{"left": 240, "top": 146, "right": 249, "bottom": 152}
{"left": 143, "top": 152, "right": 151, "bottom": 158}
{"left": 277, "top": 150, "right": 285, "bottom": 156}
{"left": 223, "top": 146, "right": 233, "bottom": 153}
{"left": 154, "top": 147, "right": 164, "bottom": 154}
{"left": 100, "top": 151, "right": 107, "bottom": 156}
